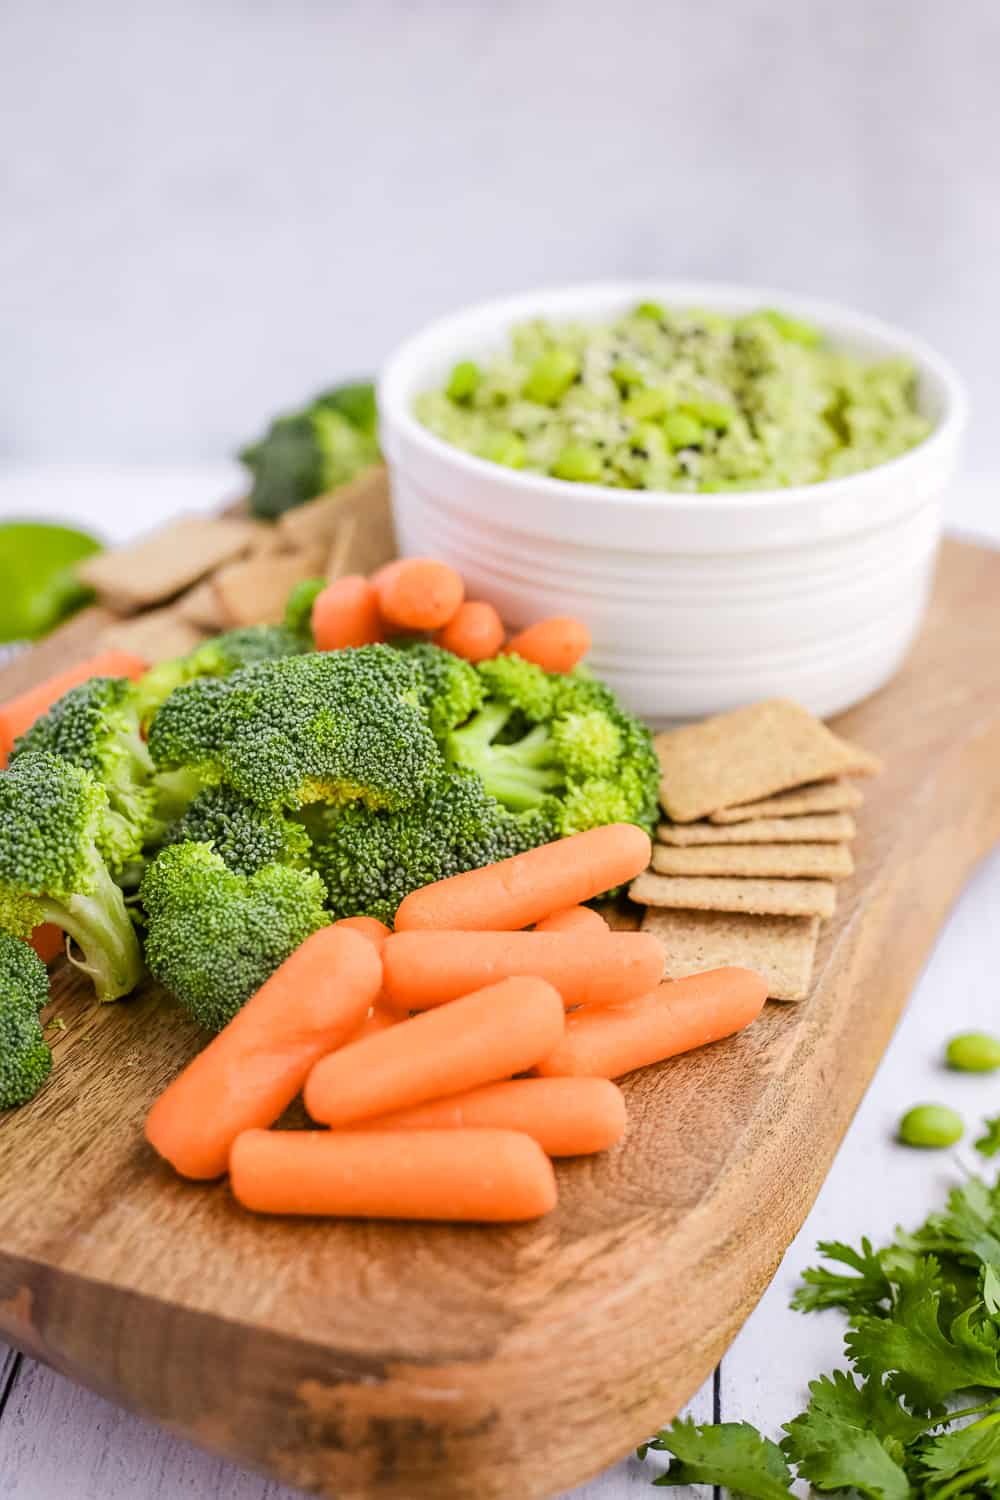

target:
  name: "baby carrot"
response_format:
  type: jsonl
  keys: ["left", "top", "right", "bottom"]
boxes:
{"left": 312, "top": 576, "right": 384, "bottom": 650}
{"left": 229, "top": 1127, "right": 557, "bottom": 1222}
{"left": 304, "top": 975, "right": 564, "bottom": 1127}
{"left": 347, "top": 1003, "right": 400, "bottom": 1043}
{"left": 381, "top": 929, "right": 665, "bottom": 1012}
{"left": 0, "top": 649, "right": 147, "bottom": 766}
{"left": 145, "top": 926, "right": 382, "bottom": 1179}
{"left": 433, "top": 600, "right": 505, "bottom": 662}
{"left": 30, "top": 924, "right": 65, "bottom": 964}
{"left": 374, "top": 557, "right": 465, "bottom": 632}
{"left": 394, "top": 823, "right": 652, "bottom": 932}
{"left": 504, "top": 617, "right": 591, "bottom": 674}
{"left": 334, "top": 914, "right": 391, "bottom": 952}
{"left": 534, "top": 967, "right": 768, "bottom": 1079}
{"left": 348, "top": 1076, "right": 626, "bottom": 1156}
{"left": 535, "top": 905, "right": 609, "bottom": 935}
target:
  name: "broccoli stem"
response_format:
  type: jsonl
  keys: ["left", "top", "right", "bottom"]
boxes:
{"left": 41, "top": 856, "right": 144, "bottom": 1003}
{"left": 448, "top": 707, "right": 565, "bottom": 812}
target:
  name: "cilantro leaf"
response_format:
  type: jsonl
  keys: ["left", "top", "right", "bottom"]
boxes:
{"left": 792, "top": 1237, "right": 892, "bottom": 1316}
{"left": 646, "top": 1418, "right": 794, "bottom": 1499}
{"left": 847, "top": 1281, "right": 1000, "bottom": 1411}
{"left": 901, "top": 1178, "right": 1000, "bottom": 1269}
{"left": 918, "top": 1410, "right": 1000, "bottom": 1496}
{"left": 782, "top": 1372, "right": 921, "bottom": 1500}
{"left": 976, "top": 1116, "right": 1000, "bottom": 1159}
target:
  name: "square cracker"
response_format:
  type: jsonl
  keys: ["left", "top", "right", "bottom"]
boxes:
{"left": 77, "top": 516, "right": 259, "bottom": 612}
{"left": 629, "top": 871, "right": 837, "bottom": 919}
{"left": 657, "top": 812, "right": 856, "bottom": 846}
{"left": 709, "top": 779, "right": 864, "bottom": 824}
{"left": 642, "top": 908, "right": 820, "bottom": 1002}
{"left": 655, "top": 700, "right": 881, "bottom": 823}
{"left": 651, "top": 842, "right": 854, "bottom": 881}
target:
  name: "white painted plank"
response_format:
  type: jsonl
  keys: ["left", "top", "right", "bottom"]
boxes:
{"left": 0, "top": 1355, "right": 710, "bottom": 1500}
{"left": 721, "top": 841, "right": 1000, "bottom": 1438}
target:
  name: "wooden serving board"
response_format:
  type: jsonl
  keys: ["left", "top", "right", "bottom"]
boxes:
{"left": 3, "top": 536, "right": 1000, "bottom": 1500}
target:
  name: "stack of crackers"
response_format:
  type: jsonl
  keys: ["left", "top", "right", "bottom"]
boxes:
{"left": 630, "top": 700, "right": 881, "bottom": 1002}
{"left": 75, "top": 467, "right": 396, "bottom": 664}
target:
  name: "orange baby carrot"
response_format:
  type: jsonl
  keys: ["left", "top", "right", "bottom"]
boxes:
{"left": 30, "top": 924, "right": 65, "bottom": 964}
{"left": 433, "top": 600, "right": 505, "bottom": 662}
{"left": 374, "top": 557, "right": 465, "bottom": 632}
{"left": 229, "top": 1127, "right": 557, "bottom": 1222}
{"left": 0, "top": 649, "right": 148, "bottom": 766}
{"left": 145, "top": 926, "right": 381, "bottom": 1179}
{"left": 534, "top": 967, "right": 768, "bottom": 1080}
{"left": 535, "top": 905, "right": 609, "bottom": 935}
{"left": 504, "top": 617, "right": 591, "bottom": 673}
{"left": 334, "top": 914, "right": 391, "bottom": 952}
{"left": 394, "top": 823, "right": 652, "bottom": 932}
{"left": 311, "top": 576, "right": 384, "bottom": 650}
{"left": 334, "top": 917, "right": 395, "bottom": 1041}
{"left": 381, "top": 929, "right": 664, "bottom": 1012}
{"left": 348, "top": 1076, "right": 626, "bottom": 1156}
{"left": 304, "top": 975, "right": 564, "bottom": 1127}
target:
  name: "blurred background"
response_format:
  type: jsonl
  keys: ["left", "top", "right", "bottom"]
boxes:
{"left": 0, "top": 0, "right": 997, "bottom": 529}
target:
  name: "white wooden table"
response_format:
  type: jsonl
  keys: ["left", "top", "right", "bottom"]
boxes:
{"left": 2, "top": 466, "right": 998, "bottom": 1499}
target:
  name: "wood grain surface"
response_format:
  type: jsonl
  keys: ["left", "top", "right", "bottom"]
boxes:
{"left": 2, "top": 537, "right": 1000, "bottom": 1500}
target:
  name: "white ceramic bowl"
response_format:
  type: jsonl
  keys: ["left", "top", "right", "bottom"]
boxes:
{"left": 378, "top": 283, "right": 967, "bottom": 724}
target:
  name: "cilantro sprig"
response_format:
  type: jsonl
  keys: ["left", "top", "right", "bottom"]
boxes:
{"left": 639, "top": 1114, "right": 1000, "bottom": 1499}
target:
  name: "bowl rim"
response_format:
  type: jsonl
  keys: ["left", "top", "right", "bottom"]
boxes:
{"left": 377, "top": 279, "right": 968, "bottom": 512}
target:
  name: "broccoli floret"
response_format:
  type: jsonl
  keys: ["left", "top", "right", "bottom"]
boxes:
{"left": 398, "top": 641, "right": 485, "bottom": 738}
{"left": 148, "top": 646, "right": 442, "bottom": 813}
{"left": 446, "top": 654, "right": 659, "bottom": 835}
{"left": 305, "top": 768, "right": 556, "bottom": 925}
{"left": 0, "top": 930, "right": 52, "bottom": 1110}
{"left": 166, "top": 786, "right": 312, "bottom": 875}
{"left": 0, "top": 752, "right": 144, "bottom": 1003}
{"left": 140, "top": 842, "right": 328, "bottom": 1031}
{"left": 135, "top": 623, "right": 309, "bottom": 727}
{"left": 284, "top": 577, "right": 326, "bottom": 639}
{"left": 10, "top": 676, "right": 159, "bottom": 871}
{"left": 240, "top": 381, "right": 380, "bottom": 520}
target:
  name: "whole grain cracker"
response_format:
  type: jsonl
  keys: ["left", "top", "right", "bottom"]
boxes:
{"left": 641, "top": 908, "right": 820, "bottom": 1002}
{"left": 175, "top": 577, "right": 230, "bottom": 632}
{"left": 709, "top": 779, "right": 864, "bottom": 824}
{"left": 629, "top": 871, "right": 837, "bottom": 919}
{"left": 213, "top": 548, "right": 328, "bottom": 627}
{"left": 77, "top": 517, "right": 259, "bottom": 612}
{"left": 100, "top": 608, "right": 206, "bottom": 663}
{"left": 277, "top": 465, "right": 388, "bottom": 551}
{"left": 657, "top": 812, "right": 856, "bottom": 846}
{"left": 655, "top": 700, "right": 881, "bottom": 823}
{"left": 651, "top": 842, "right": 854, "bottom": 881}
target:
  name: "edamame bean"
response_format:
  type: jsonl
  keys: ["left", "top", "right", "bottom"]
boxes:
{"left": 634, "top": 301, "right": 666, "bottom": 321}
{"left": 480, "top": 432, "right": 525, "bottom": 469}
{"left": 760, "top": 309, "right": 822, "bottom": 348}
{"left": 624, "top": 387, "right": 671, "bottom": 421}
{"left": 551, "top": 444, "right": 603, "bottom": 483}
{"left": 945, "top": 1032, "right": 1000, "bottom": 1073}
{"left": 523, "top": 350, "right": 579, "bottom": 406}
{"left": 446, "top": 361, "right": 480, "bottom": 403}
{"left": 682, "top": 397, "right": 737, "bottom": 431}
{"left": 897, "top": 1104, "right": 964, "bottom": 1149}
{"left": 664, "top": 411, "right": 704, "bottom": 450}
{"left": 611, "top": 361, "right": 644, "bottom": 392}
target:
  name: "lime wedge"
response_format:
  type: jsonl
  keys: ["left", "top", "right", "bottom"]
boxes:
{"left": 0, "top": 522, "right": 103, "bottom": 643}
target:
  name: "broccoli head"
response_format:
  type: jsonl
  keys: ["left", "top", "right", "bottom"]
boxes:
{"left": 305, "top": 767, "right": 557, "bottom": 925}
{"left": 446, "top": 653, "right": 659, "bottom": 835}
{"left": 134, "top": 623, "right": 309, "bottom": 727}
{"left": 0, "top": 930, "right": 52, "bottom": 1110}
{"left": 284, "top": 577, "right": 326, "bottom": 639}
{"left": 398, "top": 641, "right": 485, "bottom": 739}
{"left": 166, "top": 785, "right": 312, "bottom": 876}
{"left": 0, "top": 751, "right": 144, "bottom": 1003}
{"left": 240, "top": 381, "right": 380, "bottom": 520}
{"left": 140, "top": 841, "right": 328, "bottom": 1031}
{"left": 147, "top": 645, "right": 442, "bottom": 812}
{"left": 11, "top": 675, "right": 159, "bottom": 871}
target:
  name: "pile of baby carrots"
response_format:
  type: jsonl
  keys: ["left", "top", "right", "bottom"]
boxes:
{"left": 313, "top": 555, "right": 592, "bottom": 671}
{"left": 146, "top": 824, "right": 767, "bottom": 1223}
